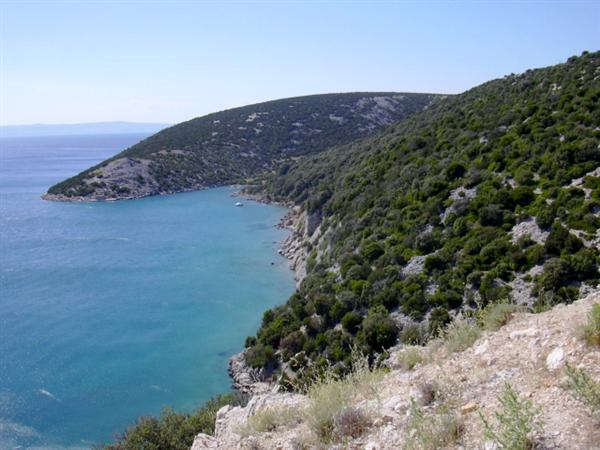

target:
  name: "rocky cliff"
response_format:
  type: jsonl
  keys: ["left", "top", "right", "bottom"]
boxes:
{"left": 193, "top": 291, "right": 600, "bottom": 449}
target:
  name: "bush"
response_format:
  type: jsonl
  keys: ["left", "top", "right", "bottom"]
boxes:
{"left": 536, "top": 209, "right": 555, "bottom": 230}
{"left": 341, "top": 311, "right": 363, "bottom": 334}
{"left": 362, "top": 241, "right": 385, "bottom": 261}
{"left": 361, "top": 305, "right": 399, "bottom": 351}
{"left": 428, "top": 307, "right": 451, "bottom": 335}
{"left": 442, "top": 315, "right": 481, "bottom": 354}
{"left": 403, "top": 399, "right": 463, "bottom": 450}
{"left": 511, "top": 186, "right": 535, "bottom": 206}
{"left": 480, "top": 204, "right": 505, "bottom": 226}
{"left": 396, "top": 346, "right": 423, "bottom": 370}
{"left": 540, "top": 258, "right": 572, "bottom": 292}
{"left": 400, "top": 323, "right": 429, "bottom": 345}
{"left": 564, "top": 363, "right": 600, "bottom": 418}
{"left": 569, "top": 249, "right": 599, "bottom": 282}
{"left": 304, "top": 351, "right": 383, "bottom": 443}
{"left": 244, "top": 336, "right": 257, "bottom": 348}
{"left": 545, "top": 223, "right": 582, "bottom": 255}
{"left": 578, "top": 303, "right": 600, "bottom": 346}
{"left": 446, "top": 162, "right": 466, "bottom": 180}
{"left": 479, "top": 301, "right": 517, "bottom": 331}
{"left": 103, "top": 393, "right": 247, "bottom": 450}
{"left": 245, "top": 343, "right": 276, "bottom": 369}
{"left": 332, "top": 407, "right": 372, "bottom": 440}
{"left": 480, "top": 383, "right": 543, "bottom": 450}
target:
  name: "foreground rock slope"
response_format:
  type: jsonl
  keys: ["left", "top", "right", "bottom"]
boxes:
{"left": 193, "top": 291, "right": 600, "bottom": 449}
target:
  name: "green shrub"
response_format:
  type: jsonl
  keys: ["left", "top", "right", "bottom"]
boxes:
{"left": 400, "top": 323, "right": 429, "bottom": 346}
{"left": 304, "top": 351, "right": 383, "bottom": 443}
{"left": 480, "top": 383, "right": 543, "bottom": 450}
{"left": 545, "top": 223, "right": 582, "bottom": 255}
{"left": 245, "top": 343, "right": 276, "bottom": 369}
{"left": 540, "top": 258, "right": 572, "bottom": 291}
{"left": 403, "top": 399, "right": 464, "bottom": 450}
{"left": 578, "top": 303, "right": 600, "bottom": 346}
{"left": 362, "top": 241, "right": 385, "bottom": 261}
{"left": 570, "top": 249, "right": 600, "bottom": 282}
{"left": 442, "top": 315, "right": 481, "bottom": 354}
{"left": 564, "top": 363, "right": 600, "bottom": 418}
{"left": 103, "top": 393, "right": 247, "bottom": 450}
{"left": 361, "top": 305, "right": 398, "bottom": 351}
{"left": 479, "top": 301, "right": 517, "bottom": 331}
{"left": 396, "top": 346, "right": 424, "bottom": 370}
{"left": 341, "top": 311, "right": 363, "bottom": 334}
{"left": 428, "top": 307, "right": 451, "bottom": 335}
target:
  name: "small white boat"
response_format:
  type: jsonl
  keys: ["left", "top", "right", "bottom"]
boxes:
{"left": 235, "top": 202, "right": 243, "bottom": 207}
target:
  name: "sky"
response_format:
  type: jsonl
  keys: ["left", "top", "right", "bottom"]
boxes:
{"left": 0, "top": 1, "right": 598, "bottom": 126}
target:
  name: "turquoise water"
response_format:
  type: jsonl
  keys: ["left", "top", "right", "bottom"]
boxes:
{"left": 0, "top": 134, "right": 295, "bottom": 449}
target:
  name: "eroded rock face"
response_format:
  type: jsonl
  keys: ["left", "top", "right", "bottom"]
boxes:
{"left": 228, "top": 351, "right": 274, "bottom": 395}
{"left": 510, "top": 217, "right": 549, "bottom": 245}
{"left": 43, "top": 157, "right": 162, "bottom": 201}
{"left": 215, "top": 393, "right": 307, "bottom": 444}
{"left": 305, "top": 210, "right": 321, "bottom": 237}
{"left": 190, "top": 433, "right": 218, "bottom": 450}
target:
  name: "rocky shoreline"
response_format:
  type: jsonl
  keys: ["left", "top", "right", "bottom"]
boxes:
{"left": 41, "top": 183, "right": 214, "bottom": 203}
{"left": 45, "top": 183, "right": 308, "bottom": 398}
{"left": 227, "top": 189, "right": 310, "bottom": 394}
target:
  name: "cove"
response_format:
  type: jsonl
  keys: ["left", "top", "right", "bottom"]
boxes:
{"left": 0, "top": 134, "right": 295, "bottom": 448}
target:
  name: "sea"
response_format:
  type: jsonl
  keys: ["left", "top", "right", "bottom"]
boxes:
{"left": 0, "top": 134, "right": 295, "bottom": 449}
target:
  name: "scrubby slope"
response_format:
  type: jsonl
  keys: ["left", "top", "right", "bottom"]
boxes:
{"left": 242, "top": 51, "right": 600, "bottom": 387}
{"left": 44, "top": 92, "right": 437, "bottom": 201}
{"left": 193, "top": 291, "right": 600, "bottom": 449}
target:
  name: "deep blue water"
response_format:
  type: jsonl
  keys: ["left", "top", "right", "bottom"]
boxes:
{"left": 0, "top": 134, "right": 295, "bottom": 449}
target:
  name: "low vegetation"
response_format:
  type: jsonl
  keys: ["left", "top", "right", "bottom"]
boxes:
{"left": 564, "top": 363, "right": 600, "bottom": 419}
{"left": 578, "top": 303, "right": 600, "bottom": 346}
{"left": 303, "top": 351, "right": 383, "bottom": 443}
{"left": 47, "top": 93, "right": 437, "bottom": 199}
{"left": 479, "top": 301, "right": 518, "bottom": 331}
{"left": 480, "top": 383, "right": 543, "bottom": 450}
{"left": 101, "top": 393, "right": 247, "bottom": 450}
{"left": 101, "top": 52, "right": 599, "bottom": 448}
{"left": 237, "top": 405, "right": 301, "bottom": 437}
{"left": 441, "top": 315, "right": 481, "bottom": 354}
{"left": 395, "top": 346, "right": 424, "bottom": 370}
{"left": 404, "top": 399, "right": 464, "bottom": 450}
{"left": 244, "top": 51, "right": 600, "bottom": 387}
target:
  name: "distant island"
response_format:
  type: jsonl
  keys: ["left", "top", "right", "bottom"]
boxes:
{"left": 0, "top": 121, "right": 170, "bottom": 138}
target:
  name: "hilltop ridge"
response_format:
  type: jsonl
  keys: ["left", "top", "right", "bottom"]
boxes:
{"left": 240, "top": 50, "right": 600, "bottom": 389}
{"left": 43, "top": 92, "right": 438, "bottom": 201}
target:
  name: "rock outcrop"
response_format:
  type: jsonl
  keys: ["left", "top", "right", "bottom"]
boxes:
{"left": 194, "top": 291, "right": 600, "bottom": 449}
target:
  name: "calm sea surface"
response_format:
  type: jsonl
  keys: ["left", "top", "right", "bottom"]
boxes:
{"left": 0, "top": 134, "right": 295, "bottom": 449}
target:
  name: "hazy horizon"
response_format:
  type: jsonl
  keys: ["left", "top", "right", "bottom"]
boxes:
{"left": 1, "top": 1, "right": 599, "bottom": 126}
{"left": 0, "top": 121, "right": 171, "bottom": 137}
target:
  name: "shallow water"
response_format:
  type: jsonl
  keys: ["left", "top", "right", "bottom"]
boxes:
{"left": 0, "top": 134, "right": 295, "bottom": 448}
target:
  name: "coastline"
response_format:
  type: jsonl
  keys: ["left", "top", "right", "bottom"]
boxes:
{"left": 41, "top": 184, "right": 214, "bottom": 202}
{"left": 227, "top": 188, "right": 309, "bottom": 394}
{"left": 44, "top": 182, "right": 307, "bottom": 396}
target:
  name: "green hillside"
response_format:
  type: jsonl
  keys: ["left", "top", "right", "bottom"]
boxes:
{"left": 243, "top": 51, "right": 600, "bottom": 386}
{"left": 45, "top": 92, "right": 438, "bottom": 200}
